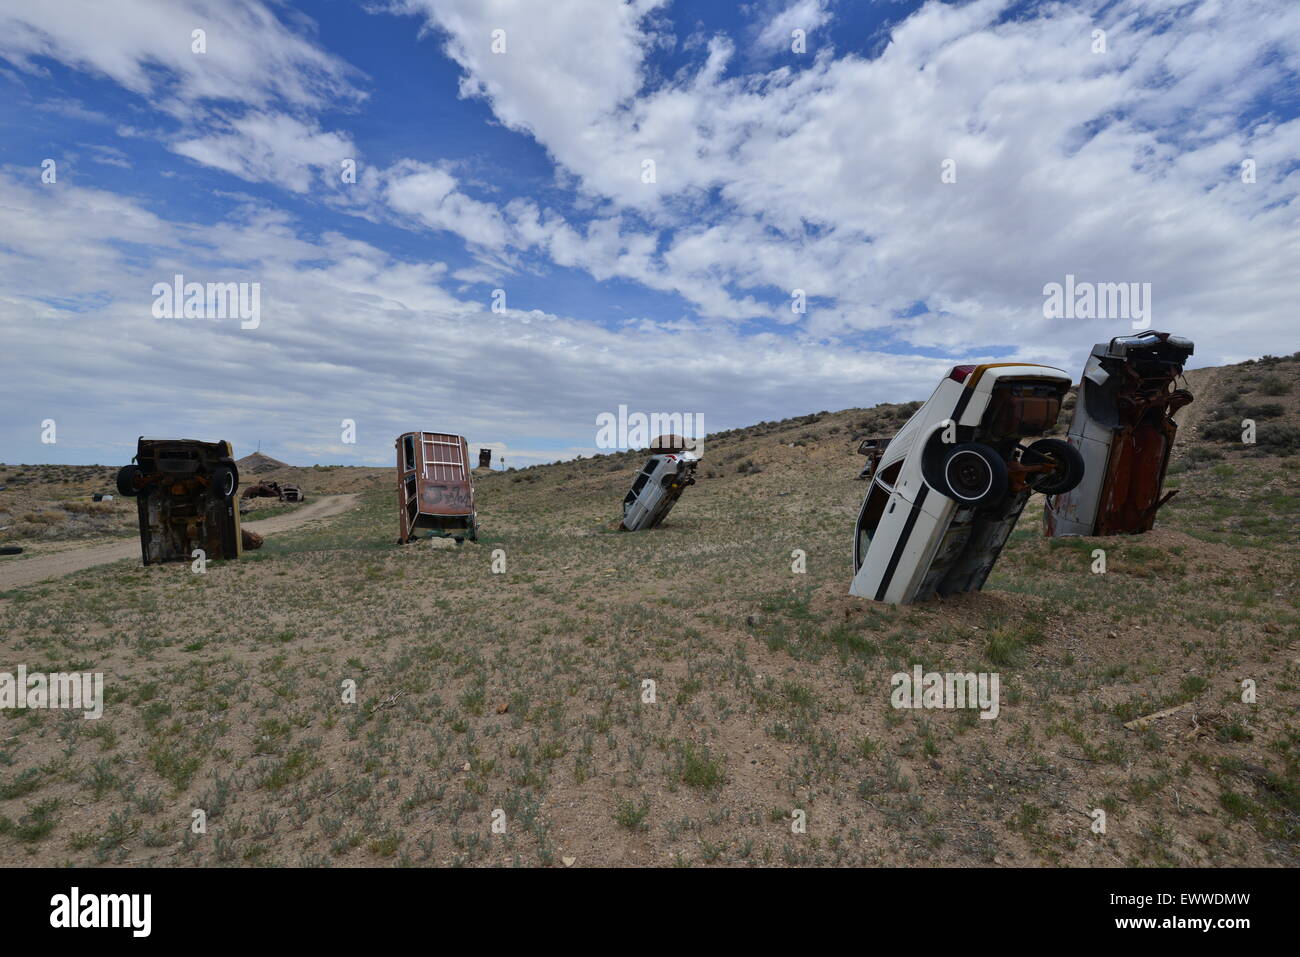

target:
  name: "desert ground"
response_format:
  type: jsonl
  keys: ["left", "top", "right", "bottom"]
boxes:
{"left": 0, "top": 353, "right": 1296, "bottom": 867}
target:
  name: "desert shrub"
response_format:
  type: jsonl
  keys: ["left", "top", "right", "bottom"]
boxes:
{"left": 1257, "top": 374, "right": 1291, "bottom": 396}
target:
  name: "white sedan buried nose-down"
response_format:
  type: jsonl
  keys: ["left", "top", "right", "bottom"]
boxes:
{"left": 850, "top": 363, "right": 1085, "bottom": 605}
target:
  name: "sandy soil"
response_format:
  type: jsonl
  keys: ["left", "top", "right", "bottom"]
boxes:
{"left": 0, "top": 494, "right": 359, "bottom": 590}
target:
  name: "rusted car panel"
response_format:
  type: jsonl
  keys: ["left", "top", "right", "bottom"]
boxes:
{"left": 396, "top": 431, "right": 477, "bottom": 543}
{"left": 116, "top": 438, "right": 242, "bottom": 565}
{"left": 1045, "top": 333, "right": 1193, "bottom": 537}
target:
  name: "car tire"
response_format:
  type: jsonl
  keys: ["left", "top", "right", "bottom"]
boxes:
{"left": 211, "top": 465, "right": 238, "bottom": 499}
{"left": 1024, "top": 438, "right": 1085, "bottom": 496}
{"left": 940, "top": 443, "right": 1009, "bottom": 506}
{"left": 116, "top": 465, "right": 142, "bottom": 497}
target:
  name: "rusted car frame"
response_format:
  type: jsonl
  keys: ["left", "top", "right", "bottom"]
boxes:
{"left": 396, "top": 431, "right": 478, "bottom": 543}
{"left": 116, "top": 437, "right": 242, "bottom": 565}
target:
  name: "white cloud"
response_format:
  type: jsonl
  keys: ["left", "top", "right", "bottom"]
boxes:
{"left": 172, "top": 112, "right": 356, "bottom": 193}
{"left": 383, "top": 160, "right": 512, "bottom": 248}
{"left": 756, "top": 0, "right": 832, "bottom": 52}
{"left": 0, "top": 0, "right": 364, "bottom": 113}
{"left": 386, "top": 0, "right": 1300, "bottom": 360}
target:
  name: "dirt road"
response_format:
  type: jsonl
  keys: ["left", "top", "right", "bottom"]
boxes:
{"left": 0, "top": 494, "right": 360, "bottom": 591}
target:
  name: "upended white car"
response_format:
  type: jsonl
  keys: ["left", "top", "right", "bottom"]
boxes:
{"left": 620, "top": 452, "right": 698, "bottom": 531}
{"left": 850, "top": 363, "right": 1085, "bottom": 605}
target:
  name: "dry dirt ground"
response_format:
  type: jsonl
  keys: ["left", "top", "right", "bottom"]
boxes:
{"left": 0, "top": 354, "right": 1296, "bottom": 868}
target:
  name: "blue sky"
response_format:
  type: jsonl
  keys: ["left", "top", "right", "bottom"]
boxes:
{"left": 1, "top": 0, "right": 1298, "bottom": 467}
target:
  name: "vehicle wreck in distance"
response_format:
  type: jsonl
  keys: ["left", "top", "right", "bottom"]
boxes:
{"left": 116, "top": 437, "right": 243, "bottom": 565}
{"left": 241, "top": 480, "right": 305, "bottom": 503}
{"left": 396, "top": 431, "right": 478, "bottom": 544}
{"left": 850, "top": 363, "right": 1085, "bottom": 605}
{"left": 620, "top": 451, "right": 698, "bottom": 531}
{"left": 1045, "top": 332, "right": 1194, "bottom": 537}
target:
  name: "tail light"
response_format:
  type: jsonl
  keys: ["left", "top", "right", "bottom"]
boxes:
{"left": 949, "top": 365, "right": 976, "bottom": 383}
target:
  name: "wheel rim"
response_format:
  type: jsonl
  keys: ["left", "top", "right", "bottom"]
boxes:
{"left": 947, "top": 452, "right": 993, "bottom": 500}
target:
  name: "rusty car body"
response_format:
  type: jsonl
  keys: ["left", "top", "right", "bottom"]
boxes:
{"left": 1045, "top": 332, "right": 1194, "bottom": 537}
{"left": 242, "top": 480, "right": 305, "bottom": 503}
{"left": 242, "top": 481, "right": 281, "bottom": 500}
{"left": 396, "top": 431, "right": 478, "bottom": 543}
{"left": 116, "top": 437, "right": 242, "bottom": 565}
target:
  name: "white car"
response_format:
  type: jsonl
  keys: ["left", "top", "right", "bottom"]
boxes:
{"left": 621, "top": 452, "right": 698, "bottom": 531}
{"left": 1044, "top": 332, "right": 1193, "bottom": 537}
{"left": 850, "top": 363, "right": 1084, "bottom": 604}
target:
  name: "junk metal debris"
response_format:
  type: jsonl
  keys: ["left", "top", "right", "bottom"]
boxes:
{"left": 241, "top": 480, "right": 305, "bottom": 503}
{"left": 854, "top": 437, "right": 890, "bottom": 480}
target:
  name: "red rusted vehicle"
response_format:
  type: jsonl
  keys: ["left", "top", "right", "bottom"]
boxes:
{"left": 1045, "top": 332, "right": 1193, "bottom": 536}
{"left": 396, "top": 431, "right": 478, "bottom": 543}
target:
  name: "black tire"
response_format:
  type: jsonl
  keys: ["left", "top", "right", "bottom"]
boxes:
{"left": 1024, "top": 438, "right": 1085, "bottom": 496}
{"left": 116, "top": 465, "right": 142, "bottom": 497}
{"left": 210, "top": 465, "right": 238, "bottom": 499}
{"left": 940, "top": 443, "right": 1009, "bottom": 506}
